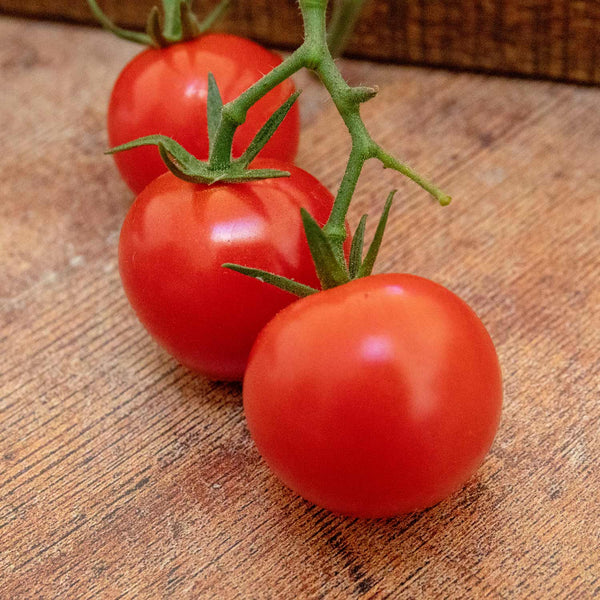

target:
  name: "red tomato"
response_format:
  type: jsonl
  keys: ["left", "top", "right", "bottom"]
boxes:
{"left": 243, "top": 274, "right": 503, "bottom": 518}
{"left": 118, "top": 160, "right": 342, "bottom": 381}
{"left": 108, "top": 34, "right": 300, "bottom": 194}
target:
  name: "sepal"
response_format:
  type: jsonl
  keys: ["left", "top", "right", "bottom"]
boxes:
{"left": 222, "top": 264, "right": 318, "bottom": 298}
{"left": 234, "top": 91, "right": 301, "bottom": 169}
{"left": 356, "top": 190, "right": 395, "bottom": 278}
{"left": 107, "top": 135, "right": 290, "bottom": 185}
{"left": 301, "top": 209, "right": 350, "bottom": 289}
{"left": 348, "top": 214, "right": 367, "bottom": 279}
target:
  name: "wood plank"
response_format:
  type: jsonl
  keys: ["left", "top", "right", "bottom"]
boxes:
{"left": 0, "top": 0, "right": 598, "bottom": 84}
{"left": 1, "top": 15, "right": 599, "bottom": 599}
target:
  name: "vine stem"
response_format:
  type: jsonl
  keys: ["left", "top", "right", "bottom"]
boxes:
{"left": 210, "top": 0, "right": 450, "bottom": 254}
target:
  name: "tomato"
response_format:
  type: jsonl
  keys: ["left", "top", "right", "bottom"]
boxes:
{"left": 243, "top": 274, "right": 503, "bottom": 518}
{"left": 108, "top": 34, "right": 300, "bottom": 194}
{"left": 118, "top": 160, "right": 345, "bottom": 381}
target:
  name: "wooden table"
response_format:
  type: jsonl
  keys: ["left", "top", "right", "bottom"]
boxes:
{"left": 1, "top": 16, "right": 598, "bottom": 599}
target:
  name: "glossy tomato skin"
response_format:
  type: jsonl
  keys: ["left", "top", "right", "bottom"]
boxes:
{"left": 118, "top": 160, "right": 342, "bottom": 381}
{"left": 108, "top": 34, "right": 300, "bottom": 194}
{"left": 243, "top": 274, "right": 503, "bottom": 518}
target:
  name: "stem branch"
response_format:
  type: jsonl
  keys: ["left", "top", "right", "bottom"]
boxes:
{"left": 212, "top": 0, "right": 449, "bottom": 213}
{"left": 220, "top": 0, "right": 451, "bottom": 294}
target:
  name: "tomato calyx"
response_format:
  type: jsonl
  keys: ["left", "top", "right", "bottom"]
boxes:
{"left": 224, "top": 190, "right": 396, "bottom": 297}
{"left": 107, "top": 74, "right": 300, "bottom": 185}
{"left": 86, "top": 0, "right": 230, "bottom": 48}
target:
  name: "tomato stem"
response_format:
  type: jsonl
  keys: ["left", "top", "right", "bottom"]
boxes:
{"left": 86, "top": 0, "right": 230, "bottom": 47}
{"left": 221, "top": 0, "right": 451, "bottom": 293}
{"left": 212, "top": 0, "right": 450, "bottom": 223}
{"left": 208, "top": 49, "right": 308, "bottom": 170}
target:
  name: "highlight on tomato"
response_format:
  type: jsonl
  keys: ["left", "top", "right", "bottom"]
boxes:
{"left": 242, "top": 273, "right": 503, "bottom": 518}
{"left": 87, "top": 0, "right": 300, "bottom": 194}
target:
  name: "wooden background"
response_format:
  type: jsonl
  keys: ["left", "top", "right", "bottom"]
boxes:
{"left": 1, "top": 13, "right": 599, "bottom": 600}
{"left": 0, "top": 0, "right": 599, "bottom": 84}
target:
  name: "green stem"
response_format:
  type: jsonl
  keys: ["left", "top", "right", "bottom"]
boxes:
{"left": 212, "top": 0, "right": 449, "bottom": 258}
{"left": 161, "top": 0, "right": 187, "bottom": 41}
{"left": 209, "top": 48, "right": 308, "bottom": 170}
{"left": 222, "top": 0, "right": 451, "bottom": 295}
{"left": 322, "top": 145, "right": 365, "bottom": 255}
{"left": 327, "top": 0, "right": 369, "bottom": 57}
{"left": 376, "top": 147, "right": 452, "bottom": 206}
{"left": 86, "top": 0, "right": 152, "bottom": 45}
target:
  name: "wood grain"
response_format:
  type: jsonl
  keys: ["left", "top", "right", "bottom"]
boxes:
{"left": 0, "top": 0, "right": 599, "bottom": 84}
{"left": 1, "top": 15, "right": 599, "bottom": 600}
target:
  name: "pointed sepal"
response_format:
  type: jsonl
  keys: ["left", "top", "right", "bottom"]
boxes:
{"left": 234, "top": 91, "right": 301, "bottom": 169}
{"left": 85, "top": 0, "right": 153, "bottom": 46}
{"left": 207, "top": 73, "right": 223, "bottom": 154}
{"left": 146, "top": 6, "right": 170, "bottom": 48}
{"left": 223, "top": 264, "right": 318, "bottom": 298}
{"left": 180, "top": 0, "right": 202, "bottom": 40}
{"left": 301, "top": 209, "right": 350, "bottom": 290}
{"left": 348, "top": 214, "right": 367, "bottom": 279}
{"left": 357, "top": 190, "right": 395, "bottom": 278}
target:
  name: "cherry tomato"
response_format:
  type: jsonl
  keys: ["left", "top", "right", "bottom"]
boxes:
{"left": 118, "top": 160, "right": 344, "bottom": 381}
{"left": 108, "top": 34, "right": 300, "bottom": 194}
{"left": 243, "top": 274, "right": 503, "bottom": 518}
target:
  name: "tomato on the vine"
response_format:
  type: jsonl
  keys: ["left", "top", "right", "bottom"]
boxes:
{"left": 118, "top": 159, "right": 346, "bottom": 381}
{"left": 243, "top": 273, "right": 503, "bottom": 518}
{"left": 108, "top": 34, "right": 300, "bottom": 194}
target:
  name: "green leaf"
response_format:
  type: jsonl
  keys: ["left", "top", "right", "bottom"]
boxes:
{"left": 348, "top": 214, "right": 367, "bottom": 279}
{"left": 357, "top": 189, "right": 395, "bottom": 278}
{"left": 301, "top": 209, "right": 350, "bottom": 289}
{"left": 235, "top": 91, "right": 301, "bottom": 168}
{"left": 207, "top": 73, "right": 223, "bottom": 153}
{"left": 198, "top": 0, "right": 232, "bottom": 33}
{"left": 180, "top": 0, "right": 202, "bottom": 39}
{"left": 223, "top": 264, "right": 318, "bottom": 298}
{"left": 85, "top": 0, "right": 152, "bottom": 46}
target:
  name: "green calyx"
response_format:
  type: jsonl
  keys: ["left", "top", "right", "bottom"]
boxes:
{"left": 107, "top": 74, "right": 300, "bottom": 184}
{"left": 86, "top": 0, "right": 230, "bottom": 48}
{"left": 224, "top": 190, "right": 396, "bottom": 296}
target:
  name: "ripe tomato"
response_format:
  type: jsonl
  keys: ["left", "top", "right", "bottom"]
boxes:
{"left": 108, "top": 34, "right": 300, "bottom": 194}
{"left": 118, "top": 160, "right": 342, "bottom": 381}
{"left": 243, "top": 274, "right": 503, "bottom": 518}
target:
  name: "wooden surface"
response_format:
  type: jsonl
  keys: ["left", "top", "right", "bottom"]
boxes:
{"left": 0, "top": 0, "right": 599, "bottom": 84}
{"left": 1, "top": 15, "right": 600, "bottom": 599}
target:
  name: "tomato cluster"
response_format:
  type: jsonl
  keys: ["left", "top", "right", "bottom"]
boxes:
{"left": 100, "top": 14, "right": 502, "bottom": 518}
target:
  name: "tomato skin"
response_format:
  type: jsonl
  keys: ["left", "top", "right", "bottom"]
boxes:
{"left": 243, "top": 274, "right": 503, "bottom": 518}
{"left": 118, "top": 160, "right": 339, "bottom": 380}
{"left": 108, "top": 34, "right": 300, "bottom": 194}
